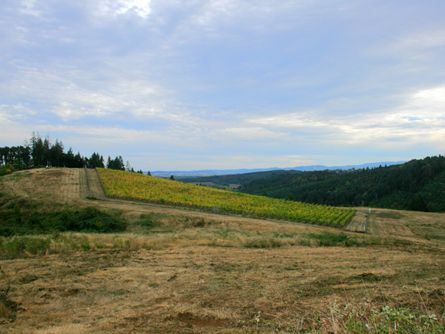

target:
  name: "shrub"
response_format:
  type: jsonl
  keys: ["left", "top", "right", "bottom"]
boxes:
{"left": 306, "top": 232, "right": 360, "bottom": 247}
{"left": 0, "top": 164, "right": 14, "bottom": 176}
{"left": 135, "top": 214, "right": 157, "bottom": 229}
{"left": 244, "top": 238, "right": 282, "bottom": 248}
{"left": 0, "top": 197, "right": 127, "bottom": 236}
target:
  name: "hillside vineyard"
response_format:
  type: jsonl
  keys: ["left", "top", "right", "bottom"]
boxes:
{"left": 98, "top": 168, "right": 355, "bottom": 227}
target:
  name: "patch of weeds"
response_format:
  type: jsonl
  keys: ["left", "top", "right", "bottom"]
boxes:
{"left": 0, "top": 293, "right": 17, "bottom": 322}
{"left": 306, "top": 232, "right": 360, "bottom": 247}
{"left": 0, "top": 197, "right": 127, "bottom": 236}
{"left": 135, "top": 213, "right": 158, "bottom": 229}
{"left": 303, "top": 303, "right": 445, "bottom": 334}
{"left": 424, "top": 233, "right": 445, "bottom": 241}
{"left": 272, "top": 231, "right": 298, "bottom": 238}
{"left": 346, "top": 306, "right": 445, "bottom": 334}
{"left": 112, "top": 238, "right": 131, "bottom": 250}
{"left": 387, "top": 238, "right": 416, "bottom": 248}
{"left": 148, "top": 282, "right": 160, "bottom": 288}
{"left": 18, "top": 274, "right": 39, "bottom": 284}
{"left": 297, "top": 238, "right": 313, "bottom": 247}
{"left": 244, "top": 238, "right": 282, "bottom": 249}
{"left": 207, "top": 276, "right": 231, "bottom": 292}
{"left": 210, "top": 262, "right": 238, "bottom": 272}
{"left": 0, "top": 269, "right": 17, "bottom": 323}
{"left": 348, "top": 272, "right": 386, "bottom": 282}
{"left": 0, "top": 236, "right": 51, "bottom": 258}
{"left": 215, "top": 228, "right": 231, "bottom": 238}
{"left": 375, "top": 211, "right": 403, "bottom": 219}
{"left": 180, "top": 216, "right": 207, "bottom": 228}
{"left": 283, "top": 263, "right": 299, "bottom": 271}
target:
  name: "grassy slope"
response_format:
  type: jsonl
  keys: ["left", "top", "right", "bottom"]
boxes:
{"left": 97, "top": 168, "right": 355, "bottom": 227}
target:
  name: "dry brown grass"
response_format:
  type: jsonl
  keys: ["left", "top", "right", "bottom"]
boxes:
{"left": 1, "top": 244, "right": 444, "bottom": 333}
{"left": 1, "top": 168, "right": 444, "bottom": 333}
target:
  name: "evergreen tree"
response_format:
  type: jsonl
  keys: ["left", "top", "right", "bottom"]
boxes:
{"left": 49, "top": 140, "right": 64, "bottom": 167}
{"left": 88, "top": 152, "right": 105, "bottom": 168}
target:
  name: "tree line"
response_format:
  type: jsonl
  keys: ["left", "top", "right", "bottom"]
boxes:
{"left": 0, "top": 134, "right": 145, "bottom": 173}
{"left": 184, "top": 155, "right": 445, "bottom": 212}
{"left": 237, "top": 156, "right": 445, "bottom": 212}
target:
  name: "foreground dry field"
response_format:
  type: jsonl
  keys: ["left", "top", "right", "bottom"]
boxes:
{"left": 1, "top": 168, "right": 444, "bottom": 333}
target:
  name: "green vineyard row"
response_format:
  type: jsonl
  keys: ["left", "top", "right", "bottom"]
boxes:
{"left": 97, "top": 169, "right": 355, "bottom": 227}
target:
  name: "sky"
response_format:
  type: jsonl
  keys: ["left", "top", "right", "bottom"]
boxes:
{"left": 1, "top": 0, "right": 445, "bottom": 170}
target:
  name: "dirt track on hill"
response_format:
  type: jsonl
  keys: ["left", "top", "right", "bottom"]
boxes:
{"left": 83, "top": 168, "right": 106, "bottom": 200}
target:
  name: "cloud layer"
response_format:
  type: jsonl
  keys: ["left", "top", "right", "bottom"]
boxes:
{"left": 1, "top": 0, "right": 444, "bottom": 169}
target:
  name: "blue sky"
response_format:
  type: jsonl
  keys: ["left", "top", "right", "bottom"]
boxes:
{"left": 1, "top": 0, "right": 445, "bottom": 170}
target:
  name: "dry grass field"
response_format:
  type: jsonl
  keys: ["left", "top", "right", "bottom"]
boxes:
{"left": 0, "top": 168, "right": 444, "bottom": 333}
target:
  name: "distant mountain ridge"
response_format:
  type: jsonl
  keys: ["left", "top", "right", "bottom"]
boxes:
{"left": 152, "top": 161, "right": 404, "bottom": 177}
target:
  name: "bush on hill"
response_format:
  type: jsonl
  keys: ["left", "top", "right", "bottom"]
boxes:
{"left": 0, "top": 195, "right": 127, "bottom": 236}
{"left": 0, "top": 164, "right": 14, "bottom": 176}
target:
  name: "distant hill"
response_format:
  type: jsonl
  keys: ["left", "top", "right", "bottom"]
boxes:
{"left": 152, "top": 161, "right": 404, "bottom": 177}
{"left": 182, "top": 156, "right": 445, "bottom": 212}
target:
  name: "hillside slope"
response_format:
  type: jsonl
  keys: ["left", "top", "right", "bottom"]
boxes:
{"left": 184, "top": 156, "right": 445, "bottom": 212}
{"left": 1, "top": 168, "right": 445, "bottom": 333}
{"left": 97, "top": 168, "right": 355, "bottom": 227}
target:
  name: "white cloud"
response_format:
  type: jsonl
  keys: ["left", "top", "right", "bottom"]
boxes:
{"left": 219, "top": 126, "right": 284, "bottom": 140}
{"left": 96, "top": 0, "right": 152, "bottom": 19}
{"left": 0, "top": 66, "right": 182, "bottom": 122}
{"left": 20, "top": 0, "right": 41, "bottom": 17}
{"left": 249, "top": 85, "right": 445, "bottom": 147}
{"left": 369, "top": 28, "right": 445, "bottom": 64}
{"left": 251, "top": 111, "right": 326, "bottom": 129}
{"left": 392, "top": 30, "right": 445, "bottom": 51}
{"left": 0, "top": 104, "right": 36, "bottom": 121}
{"left": 202, "top": 154, "right": 315, "bottom": 169}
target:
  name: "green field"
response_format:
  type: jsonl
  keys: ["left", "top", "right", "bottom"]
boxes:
{"left": 98, "top": 168, "right": 355, "bottom": 227}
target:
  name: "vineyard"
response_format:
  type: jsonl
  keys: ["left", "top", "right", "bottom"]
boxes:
{"left": 97, "top": 169, "right": 355, "bottom": 227}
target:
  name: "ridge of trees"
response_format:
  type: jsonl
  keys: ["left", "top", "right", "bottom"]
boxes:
{"left": 0, "top": 133, "right": 138, "bottom": 172}
{"left": 183, "top": 155, "right": 445, "bottom": 212}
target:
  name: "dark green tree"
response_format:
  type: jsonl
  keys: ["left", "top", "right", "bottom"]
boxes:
{"left": 87, "top": 152, "right": 105, "bottom": 168}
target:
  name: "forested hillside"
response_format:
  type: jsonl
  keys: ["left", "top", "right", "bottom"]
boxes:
{"left": 184, "top": 156, "right": 445, "bottom": 212}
